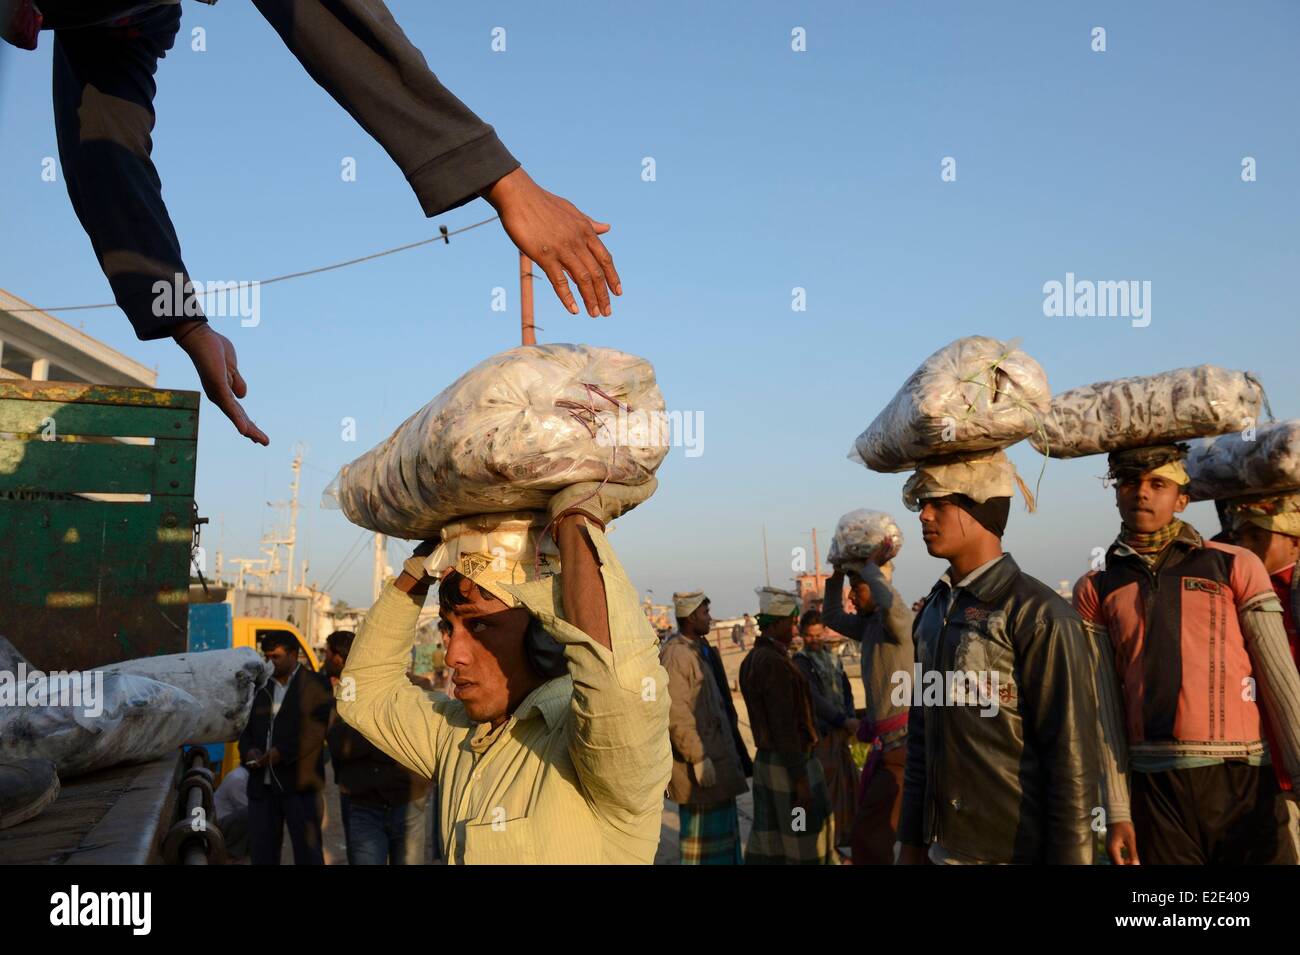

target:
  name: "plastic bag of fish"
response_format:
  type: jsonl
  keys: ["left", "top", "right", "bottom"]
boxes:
{"left": 1186, "top": 419, "right": 1300, "bottom": 501}
{"left": 826, "top": 509, "right": 904, "bottom": 564}
{"left": 1030, "top": 365, "right": 1264, "bottom": 459}
{"left": 850, "top": 336, "right": 1051, "bottom": 473}
{"left": 328, "top": 344, "right": 668, "bottom": 539}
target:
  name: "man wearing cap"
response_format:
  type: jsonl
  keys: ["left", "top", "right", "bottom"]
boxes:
{"left": 660, "top": 591, "right": 752, "bottom": 864}
{"left": 1228, "top": 490, "right": 1300, "bottom": 855}
{"left": 738, "top": 587, "right": 838, "bottom": 864}
{"left": 1076, "top": 446, "right": 1300, "bottom": 865}
{"left": 1229, "top": 491, "right": 1300, "bottom": 665}
{"left": 822, "top": 537, "right": 914, "bottom": 864}
{"left": 335, "top": 481, "right": 672, "bottom": 864}
{"left": 898, "top": 450, "right": 1104, "bottom": 865}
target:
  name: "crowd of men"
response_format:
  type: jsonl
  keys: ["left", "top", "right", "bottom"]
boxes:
{"left": 661, "top": 443, "right": 1300, "bottom": 865}
{"left": 226, "top": 442, "right": 1300, "bottom": 866}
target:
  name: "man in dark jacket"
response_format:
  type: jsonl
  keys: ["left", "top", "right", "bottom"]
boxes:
{"left": 324, "top": 629, "right": 432, "bottom": 865}
{"left": 238, "top": 631, "right": 333, "bottom": 865}
{"left": 3, "top": 0, "right": 621, "bottom": 444}
{"left": 897, "top": 450, "right": 1102, "bottom": 865}
{"left": 739, "top": 587, "right": 837, "bottom": 864}
{"left": 793, "top": 609, "right": 858, "bottom": 852}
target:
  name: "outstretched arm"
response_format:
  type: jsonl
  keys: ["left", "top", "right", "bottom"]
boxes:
{"left": 522, "top": 516, "right": 670, "bottom": 826}
{"left": 253, "top": 0, "right": 620, "bottom": 317}
{"left": 336, "top": 559, "right": 451, "bottom": 778}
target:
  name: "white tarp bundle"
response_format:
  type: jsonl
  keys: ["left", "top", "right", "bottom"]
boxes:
{"left": 826, "top": 509, "right": 904, "bottom": 563}
{"left": 1186, "top": 419, "right": 1300, "bottom": 502}
{"left": 0, "top": 671, "right": 202, "bottom": 779}
{"left": 849, "top": 336, "right": 1051, "bottom": 473}
{"left": 99, "top": 648, "right": 271, "bottom": 744}
{"left": 329, "top": 344, "right": 669, "bottom": 539}
{"left": 1030, "top": 365, "right": 1264, "bottom": 459}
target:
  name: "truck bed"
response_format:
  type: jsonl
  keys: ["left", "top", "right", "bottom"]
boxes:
{"left": 0, "top": 753, "right": 180, "bottom": 865}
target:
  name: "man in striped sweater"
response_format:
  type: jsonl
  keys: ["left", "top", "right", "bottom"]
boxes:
{"left": 1074, "top": 445, "right": 1300, "bottom": 864}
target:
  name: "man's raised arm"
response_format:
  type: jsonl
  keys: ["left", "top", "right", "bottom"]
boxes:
{"left": 336, "top": 557, "right": 451, "bottom": 779}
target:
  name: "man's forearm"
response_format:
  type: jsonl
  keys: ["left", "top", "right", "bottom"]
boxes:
{"left": 821, "top": 573, "right": 867, "bottom": 641}
{"left": 555, "top": 516, "right": 610, "bottom": 649}
{"left": 252, "top": 0, "right": 519, "bottom": 218}
{"left": 861, "top": 564, "right": 914, "bottom": 645}
{"left": 1085, "top": 622, "right": 1132, "bottom": 823}
{"left": 1242, "top": 603, "right": 1300, "bottom": 787}
{"left": 336, "top": 580, "right": 443, "bottom": 778}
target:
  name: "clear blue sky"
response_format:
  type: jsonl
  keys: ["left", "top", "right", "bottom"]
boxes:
{"left": 1, "top": 1, "right": 1297, "bottom": 614}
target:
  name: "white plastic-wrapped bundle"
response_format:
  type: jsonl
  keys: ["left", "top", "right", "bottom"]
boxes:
{"left": 1186, "top": 420, "right": 1300, "bottom": 502}
{"left": 1030, "top": 365, "right": 1264, "bottom": 459}
{"left": 99, "top": 648, "right": 271, "bottom": 744}
{"left": 826, "top": 509, "right": 904, "bottom": 564}
{"left": 330, "top": 344, "right": 669, "bottom": 539}
{"left": 0, "top": 672, "right": 201, "bottom": 779}
{"left": 849, "top": 336, "right": 1050, "bottom": 473}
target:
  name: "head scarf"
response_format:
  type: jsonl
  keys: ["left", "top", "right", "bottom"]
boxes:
{"left": 673, "top": 591, "right": 707, "bottom": 618}
{"left": 1106, "top": 444, "right": 1190, "bottom": 487}
{"left": 755, "top": 586, "right": 800, "bottom": 628}
{"left": 1227, "top": 491, "right": 1300, "bottom": 539}
{"left": 423, "top": 511, "right": 559, "bottom": 607}
{"left": 902, "top": 448, "right": 1029, "bottom": 511}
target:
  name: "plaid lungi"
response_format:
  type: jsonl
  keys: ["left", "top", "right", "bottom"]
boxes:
{"left": 678, "top": 800, "right": 743, "bottom": 865}
{"left": 745, "top": 750, "right": 838, "bottom": 865}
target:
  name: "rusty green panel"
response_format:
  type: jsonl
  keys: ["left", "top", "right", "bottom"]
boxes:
{"left": 0, "top": 437, "right": 196, "bottom": 496}
{"left": 0, "top": 498, "right": 192, "bottom": 669}
{"left": 0, "top": 381, "right": 199, "bottom": 671}
{"left": 0, "top": 398, "right": 197, "bottom": 440}
{"left": 0, "top": 380, "right": 199, "bottom": 409}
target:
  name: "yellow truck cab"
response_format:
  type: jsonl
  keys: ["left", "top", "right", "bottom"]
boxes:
{"left": 231, "top": 617, "right": 321, "bottom": 671}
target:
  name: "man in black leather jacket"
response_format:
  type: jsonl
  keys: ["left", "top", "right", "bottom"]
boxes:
{"left": 896, "top": 451, "right": 1102, "bottom": 865}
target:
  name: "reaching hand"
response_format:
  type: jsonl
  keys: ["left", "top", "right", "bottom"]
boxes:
{"left": 693, "top": 758, "right": 717, "bottom": 788}
{"left": 173, "top": 322, "right": 268, "bottom": 446}
{"left": 482, "top": 168, "right": 621, "bottom": 318}
{"left": 1107, "top": 821, "right": 1140, "bottom": 865}
{"left": 871, "top": 538, "right": 898, "bottom": 565}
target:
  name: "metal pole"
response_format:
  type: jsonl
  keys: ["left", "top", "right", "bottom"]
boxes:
{"left": 520, "top": 252, "right": 536, "bottom": 345}
{"left": 762, "top": 524, "right": 771, "bottom": 587}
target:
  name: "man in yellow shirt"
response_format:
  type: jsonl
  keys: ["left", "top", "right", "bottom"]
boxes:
{"left": 335, "top": 481, "right": 671, "bottom": 864}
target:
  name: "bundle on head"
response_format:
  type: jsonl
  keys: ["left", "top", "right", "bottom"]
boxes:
{"left": 1185, "top": 420, "right": 1300, "bottom": 502}
{"left": 330, "top": 344, "right": 668, "bottom": 539}
{"left": 1029, "top": 365, "right": 1266, "bottom": 460}
{"left": 849, "top": 336, "right": 1050, "bottom": 474}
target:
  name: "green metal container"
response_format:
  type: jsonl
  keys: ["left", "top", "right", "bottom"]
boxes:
{"left": 0, "top": 380, "right": 199, "bottom": 671}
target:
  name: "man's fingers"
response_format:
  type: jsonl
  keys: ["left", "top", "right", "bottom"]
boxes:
{"left": 208, "top": 377, "right": 269, "bottom": 446}
{"left": 588, "top": 218, "right": 611, "bottom": 236}
{"left": 587, "top": 234, "right": 622, "bottom": 297}
{"left": 543, "top": 262, "right": 579, "bottom": 314}
{"left": 562, "top": 245, "right": 609, "bottom": 317}
{"left": 229, "top": 364, "right": 248, "bottom": 400}
{"left": 220, "top": 335, "right": 249, "bottom": 398}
